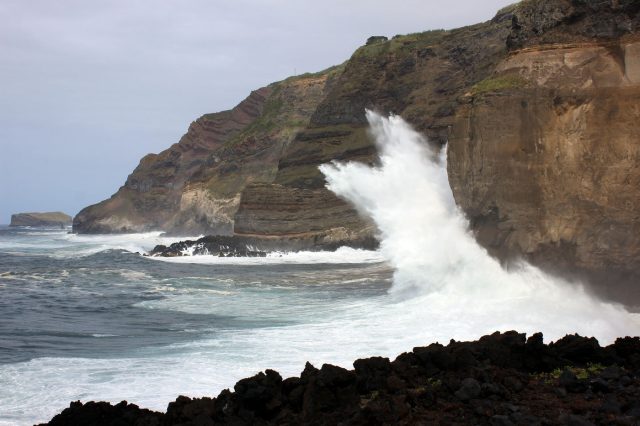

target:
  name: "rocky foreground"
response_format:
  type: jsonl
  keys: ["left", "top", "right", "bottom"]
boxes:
{"left": 43, "top": 331, "right": 640, "bottom": 425}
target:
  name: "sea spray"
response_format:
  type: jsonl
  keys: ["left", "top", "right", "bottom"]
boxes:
{"left": 1, "top": 160, "right": 638, "bottom": 424}
{"left": 320, "top": 111, "right": 637, "bottom": 334}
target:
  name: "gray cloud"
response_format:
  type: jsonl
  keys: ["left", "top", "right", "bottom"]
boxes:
{"left": 0, "top": 0, "right": 515, "bottom": 223}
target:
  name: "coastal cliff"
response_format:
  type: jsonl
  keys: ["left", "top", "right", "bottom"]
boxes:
{"left": 74, "top": 0, "right": 640, "bottom": 303}
{"left": 448, "top": 0, "right": 640, "bottom": 302}
{"left": 73, "top": 68, "right": 342, "bottom": 235}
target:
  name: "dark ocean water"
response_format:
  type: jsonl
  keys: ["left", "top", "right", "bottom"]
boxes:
{"left": 0, "top": 226, "right": 392, "bottom": 425}
{"left": 1, "top": 224, "right": 637, "bottom": 425}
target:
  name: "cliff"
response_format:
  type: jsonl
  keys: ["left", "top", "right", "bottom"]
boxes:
{"left": 73, "top": 67, "right": 343, "bottom": 235}
{"left": 10, "top": 212, "right": 72, "bottom": 227}
{"left": 43, "top": 331, "right": 640, "bottom": 425}
{"left": 447, "top": 0, "right": 640, "bottom": 302}
{"left": 74, "top": 0, "right": 640, "bottom": 303}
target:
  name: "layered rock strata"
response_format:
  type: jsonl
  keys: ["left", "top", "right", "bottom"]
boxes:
{"left": 73, "top": 69, "right": 341, "bottom": 235}
{"left": 448, "top": 2, "right": 640, "bottom": 302}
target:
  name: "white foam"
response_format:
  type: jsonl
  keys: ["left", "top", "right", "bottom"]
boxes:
{"left": 152, "top": 246, "right": 386, "bottom": 265}
{"left": 118, "top": 270, "right": 153, "bottom": 281}
{"left": 319, "top": 111, "right": 638, "bottom": 340}
{"left": 3, "top": 301, "right": 638, "bottom": 425}
{"left": 2, "top": 112, "right": 639, "bottom": 426}
{"left": 0, "top": 230, "right": 192, "bottom": 259}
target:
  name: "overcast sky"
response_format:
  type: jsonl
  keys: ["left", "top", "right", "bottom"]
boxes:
{"left": 0, "top": 0, "right": 515, "bottom": 224}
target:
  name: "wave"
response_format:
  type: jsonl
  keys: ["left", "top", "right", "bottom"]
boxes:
{"left": 2, "top": 112, "right": 639, "bottom": 426}
{"left": 150, "top": 246, "right": 386, "bottom": 265}
{"left": 320, "top": 111, "right": 638, "bottom": 342}
{"left": 0, "top": 230, "right": 191, "bottom": 259}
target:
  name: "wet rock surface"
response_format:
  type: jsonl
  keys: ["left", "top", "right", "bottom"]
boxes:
{"left": 148, "top": 233, "right": 379, "bottom": 257}
{"left": 43, "top": 331, "right": 640, "bottom": 425}
{"left": 149, "top": 235, "right": 268, "bottom": 258}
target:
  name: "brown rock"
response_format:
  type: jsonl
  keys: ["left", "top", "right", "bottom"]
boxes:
{"left": 448, "top": 40, "right": 640, "bottom": 303}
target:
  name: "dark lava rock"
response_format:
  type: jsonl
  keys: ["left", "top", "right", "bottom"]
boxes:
{"left": 455, "top": 378, "right": 481, "bottom": 401}
{"left": 149, "top": 235, "right": 269, "bottom": 258}
{"left": 563, "top": 413, "right": 596, "bottom": 426}
{"left": 559, "top": 368, "right": 579, "bottom": 388}
{"left": 552, "top": 334, "right": 602, "bottom": 364}
{"left": 600, "top": 365, "right": 622, "bottom": 380}
{"left": 45, "top": 400, "right": 162, "bottom": 426}
{"left": 42, "top": 331, "right": 640, "bottom": 425}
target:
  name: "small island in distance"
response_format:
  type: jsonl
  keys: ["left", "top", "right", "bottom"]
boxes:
{"left": 10, "top": 212, "right": 72, "bottom": 228}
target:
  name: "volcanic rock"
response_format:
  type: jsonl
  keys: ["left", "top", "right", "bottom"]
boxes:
{"left": 42, "top": 331, "right": 640, "bottom": 425}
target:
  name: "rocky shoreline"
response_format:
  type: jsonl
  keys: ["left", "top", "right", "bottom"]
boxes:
{"left": 148, "top": 234, "right": 379, "bottom": 258}
{"left": 43, "top": 331, "right": 640, "bottom": 425}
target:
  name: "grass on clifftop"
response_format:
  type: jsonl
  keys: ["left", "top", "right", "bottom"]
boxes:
{"left": 352, "top": 29, "right": 447, "bottom": 58}
{"left": 471, "top": 74, "right": 529, "bottom": 95}
{"left": 278, "top": 63, "right": 346, "bottom": 84}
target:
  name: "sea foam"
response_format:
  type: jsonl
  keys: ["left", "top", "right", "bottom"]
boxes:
{"left": 320, "top": 111, "right": 638, "bottom": 340}
{"left": 2, "top": 113, "right": 639, "bottom": 426}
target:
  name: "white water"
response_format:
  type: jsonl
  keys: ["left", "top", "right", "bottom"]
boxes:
{"left": 2, "top": 113, "right": 639, "bottom": 425}
{"left": 154, "top": 246, "right": 386, "bottom": 265}
{"left": 0, "top": 229, "right": 188, "bottom": 258}
{"left": 320, "top": 111, "right": 638, "bottom": 338}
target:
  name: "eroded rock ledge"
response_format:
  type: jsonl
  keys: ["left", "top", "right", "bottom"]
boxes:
{"left": 148, "top": 233, "right": 379, "bottom": 257}
{"left": 43, "top": 331, "right": 640, "bottom": 425}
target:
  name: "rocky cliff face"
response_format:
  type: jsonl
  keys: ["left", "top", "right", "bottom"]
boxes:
{"left": 73, "top": 69, "right": 341, "bottom": 235}
{"left": 234, "top": 14, "right": 514, "bottom": 243}
{"left": 10, "top": 212, "right": 72, "bottom": 227}
{"left": 75, "top": 0, "right": 640, "bottom": 303}
{"left": 447, "top": 0, "right": 640, "bottom": 302}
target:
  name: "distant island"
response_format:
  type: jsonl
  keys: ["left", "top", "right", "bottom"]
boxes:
{"left": 10, "top": 212, "right": 72, "bottom": 227}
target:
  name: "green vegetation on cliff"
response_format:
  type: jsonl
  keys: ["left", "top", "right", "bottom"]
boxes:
{"left": 471, "top": 74, "right": 529, "bottom": 95}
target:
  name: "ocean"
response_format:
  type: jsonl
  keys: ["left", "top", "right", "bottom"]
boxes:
{"left": 0, "top": 226, "right": 394, "bottom": 424}
{"left": 2, "top": 113, "right": 639, "bottom": 425}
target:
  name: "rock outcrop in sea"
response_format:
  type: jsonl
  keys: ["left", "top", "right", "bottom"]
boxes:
{"left": 148, "top": 233, "right": 378, "bottom": 258}
{"left": 43, "top": 331, "right": 640, "bottom": 425}
{"left": 10, "top": 212, "right": 72, "bottom": 227}
{"left": 73, "top": 0, "right": 640, "bottom": 304}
